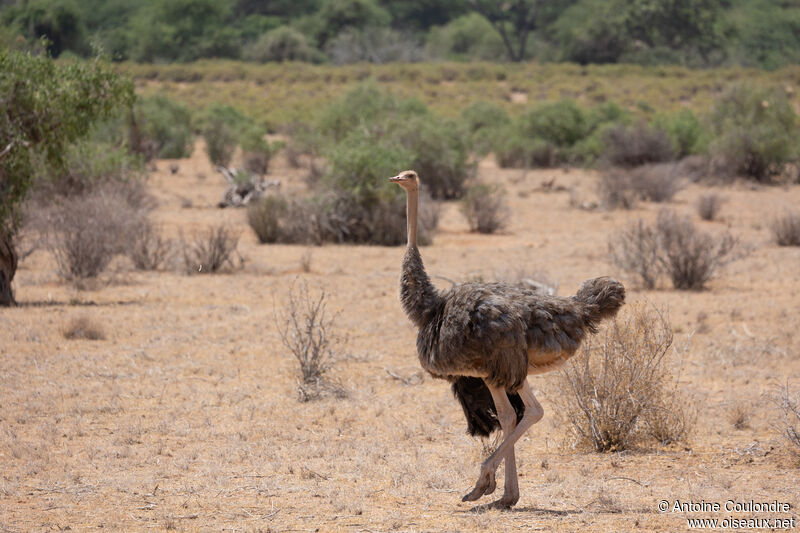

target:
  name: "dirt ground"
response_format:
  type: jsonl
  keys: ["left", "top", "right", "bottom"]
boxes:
{"left": 2, "top": 140, "right": 800, "bottom": 532}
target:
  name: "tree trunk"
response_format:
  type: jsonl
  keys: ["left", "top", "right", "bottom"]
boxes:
{"left": 0, "top": 231, "right": 17, "bottom": 306}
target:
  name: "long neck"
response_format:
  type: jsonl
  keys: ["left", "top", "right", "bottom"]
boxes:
{"left": 400, "top": 188, "right": 441, "bottom": 327}
{"left": 406, "top": 186, "right": 418, "bottom": 247}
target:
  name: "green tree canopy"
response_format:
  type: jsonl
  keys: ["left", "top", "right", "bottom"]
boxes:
{"left": 0, "top": 50, "right": 133, "bottom": 304}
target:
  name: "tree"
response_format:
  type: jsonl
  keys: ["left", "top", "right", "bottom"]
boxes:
{"left": 467, "top": 0, "right": 572, "bottom": 61}
{"left": 0, "top": 50, "right": 134, "bottom": 305}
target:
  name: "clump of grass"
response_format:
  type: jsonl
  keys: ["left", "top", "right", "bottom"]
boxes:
{"left": 602, "top": 122, "right": 675, "bottom": 168}
{"left": 460, "top": 183, "right": 509, "bottom": 234}
{"left": 771, "top": 211, "right": 800, "bottom": 246}
{"left": 609, "top": 209, "right": 742, "bottom": 290}
{"left": 275, "top": 281, "right": 345, "bottom": 401}
{"left": 696, "top": 193, "right": 724, "bottom": 221}
{"left": 63, "top": 315, "right": 105, "bottom": 340}
{"left": 555, "top": 304, "right": 694, "bottom": 452}
{"left": 180, "top": 226, "right": 241, "bottom": 274}
{"left": 729, "top": 403, "right": 750, "bottom": 430}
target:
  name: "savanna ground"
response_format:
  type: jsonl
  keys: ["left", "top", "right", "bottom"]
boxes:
{"left": 3, "top": 67, "right": 800, "bottom": 531}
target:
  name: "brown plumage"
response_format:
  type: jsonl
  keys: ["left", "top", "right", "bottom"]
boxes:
{"left": 390, "top": 170, "right": 625, "bottom": 508}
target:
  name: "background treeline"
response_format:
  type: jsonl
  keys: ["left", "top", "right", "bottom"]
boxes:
{"left": 2, "top": 0, "right": 800, "bottom": 69}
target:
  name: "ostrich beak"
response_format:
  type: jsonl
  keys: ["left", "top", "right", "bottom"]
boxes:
{"left": 389, "top": 175, "right": 401, "bottom": 182}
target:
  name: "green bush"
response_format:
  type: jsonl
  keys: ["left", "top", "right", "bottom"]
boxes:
{"left": 459, "top": 101, "right": 510, "bottom": 156}
{"left": 709, "top": 85, "right": 799, "bottom": 182}
{"left": 425, "top": 13, "right": 506, "bottom": 61}
{"left": 131, "top": 94, "right": 194, "bottom": 160}
{"left": 201, "top": 104, "right": 246, "bottom": 168}
{"left": 239, "top": 124, "right": 281, "bottom": 175}
{"left": 243, "top": 26, "right": 319, "bottom": 63}
{"left": 652, "top": 109, "right": 707, "bottom": 159}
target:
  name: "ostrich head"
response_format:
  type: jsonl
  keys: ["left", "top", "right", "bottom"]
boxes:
{"left": 389, "top": 170, "right": 419, "bottom": 191}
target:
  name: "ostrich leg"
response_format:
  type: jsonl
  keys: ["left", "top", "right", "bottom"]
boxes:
{"left": 462, "top": 380, "right": 543, "bottom": 506}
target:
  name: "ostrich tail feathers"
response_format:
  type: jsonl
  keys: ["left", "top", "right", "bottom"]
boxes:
{"left": 575, "top": 276, "right": 625, "bottom": 327}
{"left": 451, "top": 377, "right": 525, "bottom": 437}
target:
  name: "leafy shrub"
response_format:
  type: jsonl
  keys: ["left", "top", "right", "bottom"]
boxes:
{"left": 425, "top": 13, "right": 506, "bottom": 61}
{"left": 460, "top": 183, "right": 509, "bottom": 234}
{"left": 130, "top": 94, "right": 194, "bottom": 160}
{"left": 36, "top": 137, "right": 146, "bottom": 198}
{"left": 602, "top": 123, "right": 676, "bottom": 167}
{"left": 555, "top": 304, "right": 693, "bottom": 451}
{"left": 239, "top": 124, "right": 281, "bottom": 175}
{"left": 709, "top": 85, "right": 799, "bottom": 182}
{"left": 180, "top": 225, "right": 241, "bottom": 274}
{"left": 243, "top": 26, "right": 318, "bottom": 63}
{"left": 392, "top": 115, "right": 473, "bottom": 200}
{"left": 771, "top": 211, "right": 800, "bottom": 246}
{"left": 459, "top": 101, "right": 510, "bottom": 155}
{"left": 652, "top": 109, "right": 707, "bottom": 159}
{"left": 696, "top": 193, "right": 724, "bottom": 221}
{"left": 202, "top": 104, "right": 245, "bottom": 168}
{"left": 610, "top": 209, "right": 742, "bottom": 290}
{"left": 494, "top": 100, "right": 627, "bottom": 168}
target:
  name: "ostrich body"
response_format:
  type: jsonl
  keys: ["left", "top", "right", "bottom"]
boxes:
{"left": 390, "top": 170, "right": 625, "bottom": 508}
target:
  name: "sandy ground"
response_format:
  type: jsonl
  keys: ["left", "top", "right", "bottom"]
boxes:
{"left": 2, "top": 141, "right": 800, "bottom": 532}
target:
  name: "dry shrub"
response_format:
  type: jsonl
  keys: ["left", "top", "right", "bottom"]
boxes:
{"left": 63, "top": 315, "right": 105, "bottom": 340}
{"left": 775, "top": 384, "right": 800, "bottom": 457}
{"left": 656, "top": 209, "right": 740, "bottom": 290}
{"left": 128, "top": 223, "right": 172, "bottom": 271}
{"left": 696, "top": 193, "right": 725, "bottom": 221}
{"left": 180, "top": 226, "right": 241, "bottom": 274}
{"left": 771, "top": 211, "right": 800, "bottom": 246}
{"left": 460, "top": 183, "right": 510, "bottom": 234}
{"left": 275, "top": 281, "right": 345, "bottom": 401}
{"left": 597, "top": 163, "right": 682, "bottom": 209}
{"left": 45, "top": 185, "right": 148, "bottom": 281}
{"left": 602, "top": 123, "right": 676, "bottom": 168}
{"left": 555, "top": 304, "right": 693, "bottom": 452}
{"left": 597, "top": 170, "right": 639, "bottom": 210}
{"left": 609, "top": 209, "right": 742, "bottom": 290}
{"left": 608, "top": 220, "right": 661, "bottom": 290}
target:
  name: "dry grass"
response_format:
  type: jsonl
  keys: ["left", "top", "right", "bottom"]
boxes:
{"left": 608, "top": 220, "right": 661, "bottom": 289}
{"left": 696, "top": 193, "right": 725, "bottom": 221}
{"left": 775, "top": 384, "right": 800, "bottom": 457}
{"left": 771, "top": 211, "right": 800, "bottom": 246}
{"left": 62, "top": 315, "right": 106, "bottom": 341}
{"left": 554, "top": 304, "right": 693, "bottom": 452}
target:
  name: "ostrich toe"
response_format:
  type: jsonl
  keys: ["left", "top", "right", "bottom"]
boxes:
{"left": 462, "top": 466, "right": 495, "bottom": 502}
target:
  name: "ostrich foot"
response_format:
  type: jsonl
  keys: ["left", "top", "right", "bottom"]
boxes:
{"left": 462, "top": 466, "right": 496, "bottom": 502}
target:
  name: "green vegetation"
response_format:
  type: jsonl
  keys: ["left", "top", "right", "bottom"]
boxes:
{"left": 2, "top": 0, "right": 800, "bottom": 69}
{"left": 1, "top": 49, "right": 133, "bottom": 304}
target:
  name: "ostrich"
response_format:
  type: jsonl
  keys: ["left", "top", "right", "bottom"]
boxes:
{"left": 389, "top": 170, "right": 625, "bottom": 509}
